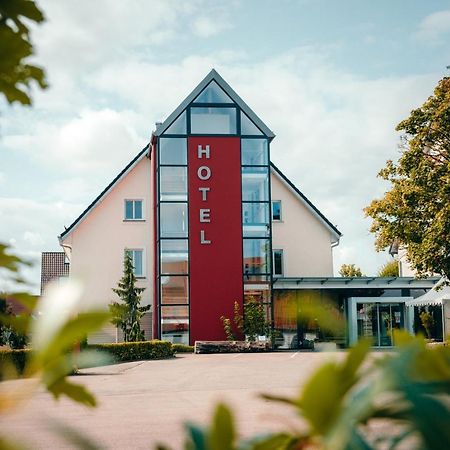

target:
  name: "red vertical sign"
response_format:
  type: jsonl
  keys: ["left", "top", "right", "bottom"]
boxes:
{"left": 188, "top": 137, "right": 243, "bottom": 344}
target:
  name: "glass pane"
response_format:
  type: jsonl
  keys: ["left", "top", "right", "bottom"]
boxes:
{"left": 272, "top": 201, "right": 281, "bottom": 221}
{"left": 193, "top": 80, "right": 233, "bottom": 103}
{"left": 243, "top": 274, "right": 271, "bottom": 283}
{"left": 243, "top": 225, "right": 269, "bottom": 238}
{"left": 125, "top": 200, "right": 133, "bottom": 219}
{"left": 357, "top": 303, "right": 378, "bottom": 346}
{"left": 134, "top": 201, "right": 142, "bottom": 219}
{"left": 190, "top": 107, "right": 237, "bottom": 134}
{"left": 160, "top": 167, "right": 187, "bottom": 201}
{"left": 161, "top": 276, "right": 188, "bottom": 304}
{"left": 241, "top": 112, "right": 263, "bottom": 136}
{"left": 273, "top": 293, "right": 298, "bottom": 349}
{"left": 159, "top": 138, "right": 187, "bottom": 165}
{"left": 164, "top": 111, "right": 186, "bottom": 134}
{"left": 379, "top": 304, "right": 392, "bottom": 346}
{"left": 160, "top": 240, "right": 188, "bottom": 274}
{"left": 242, "top": 167, "right": 269, "bottom": 201}
{"left": 242, "top": 139, "right": 268, "bottom": 165}
{"left": 242, "top": 202, "right": 269, "bottom": 225}
{"left": 134, "top": 250, "right": 143, "bottom": 276}
{"left": 243, "top": 238, "right": 270, "bottom": 275}
{"left": 160, "top": 203, "right": 188, "bottom": 237}
{"left": 273, "top": 250, "right": 283, "bottom": 276}
{"left": 161, "top": 305, "right": 189, "bottom": 345}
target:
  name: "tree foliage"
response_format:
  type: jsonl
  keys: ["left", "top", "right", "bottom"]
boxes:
{"left": 365, "top": 77, "right": 450, "bottom": 279}
{"left": 338, "top": 263, "right": 363, "bottom": 277}
{"left": 378, "top": 259, "right": 399, "bottom": 277}
{"left": 0, "top": 0, "right": 48, "bottom": 107}
{"left": 110, "top": 253, "right": 149, "bottom": 342}
{"left": 0, "top": 297, "right": 29, "bottom": 349}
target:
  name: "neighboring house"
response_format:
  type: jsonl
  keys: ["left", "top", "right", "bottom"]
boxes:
{"left": 54, "top": 69, "right": 341, "bottom": 345}
{"left": 40, "top": 251, "right": 70, "bottom": 295}
{"left": 389, "top": 240, "right": 416, "bottom": 277}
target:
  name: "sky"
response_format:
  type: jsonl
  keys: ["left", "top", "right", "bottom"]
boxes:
{"left": 1, "top": 0, "right": 450, "bottom": 293}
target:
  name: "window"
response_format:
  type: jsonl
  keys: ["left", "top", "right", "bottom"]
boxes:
{"left": 190, "top": 107, "right": 237, "bottom": 134}
{"left": 160, "top": 167, "right": 187, "bottom": 201}
{"left": 125, "top": 200, "right": 143, "bottom": 220}
{"left": 242, "top": 167, "right": 269, "bottom": 201}
{"left": 160, "top": 203, "right": 188, "bottom": 238}
{"left": 125, "top": 249, "right": 144, "bottom": 277}
{"left": 273, "top": 249, "right": 284, "bottom": 277}
{"left": 241, "top": 139, "right": 268, "bottom": 165}
{"left": 159, "top": 138, "right": 187, "bottom": 165}
{"left": 272, "top": 200, "right": 282, "bottom": 221}
{"left": 243, "top": 238, "right": 270, "bottom": 275}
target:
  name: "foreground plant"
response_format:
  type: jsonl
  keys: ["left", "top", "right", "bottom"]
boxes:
{"left": 0, "top": 243, "right": 111, "bottom": 448}
{"left": 160, "top": 333, "right": 450, "bottom": 450}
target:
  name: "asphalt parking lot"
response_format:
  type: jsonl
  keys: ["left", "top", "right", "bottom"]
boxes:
{"left": 1, "top": 351, "right": 344, "bottom": 449}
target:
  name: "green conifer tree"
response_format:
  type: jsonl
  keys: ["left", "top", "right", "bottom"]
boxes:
{"left": 110, "top": 253, "right": 149, "bottom": 342}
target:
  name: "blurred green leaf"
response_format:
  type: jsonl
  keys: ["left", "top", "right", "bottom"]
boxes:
{"left": 185, "top": 424, "right": 207, "bottom": 450}
{"left": 38, "top": 312, "right": 110, "bottom": 364}
{"left": 242, "top": 433, "right": 299, "bottom": 450}
{"left": 208, "top": 403, "right": 235, "bottom": 450}
{"left": 0, "top": 244, "right": 30, "bottom": 273}
{"left": 47, "top": 378, "right": 96, "bottom": 407}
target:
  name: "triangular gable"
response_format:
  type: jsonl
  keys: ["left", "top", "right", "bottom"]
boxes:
{"left": 154, "top": 69, "right": 275, "bottom": 139}
{"left": 270, "top": 162, "right": 342, "bottom": 244}
{"left": 59, "top": 145, "right": 149, "bottom": 241}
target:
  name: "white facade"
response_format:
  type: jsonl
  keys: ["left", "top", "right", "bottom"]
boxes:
{"left": 60, "top": 153, "right": 154, "bottom": 342}
{"left": 271, "top": 167, "right": 338, "bottom": 277}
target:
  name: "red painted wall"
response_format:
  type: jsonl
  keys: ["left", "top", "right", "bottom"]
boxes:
{"left": 188, "top": 137, "right": 243, "bottom": 344}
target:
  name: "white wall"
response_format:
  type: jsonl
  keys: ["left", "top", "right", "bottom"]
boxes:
{"left": 271, "top": 170, "right": 335, "bottom": 277}
{"left": 61, "top": 155, "right": 154, "bottom": 343}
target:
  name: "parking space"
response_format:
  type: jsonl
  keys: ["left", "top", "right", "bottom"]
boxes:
{"left": 1, "top": 351, "right": 343, "bottom": 449}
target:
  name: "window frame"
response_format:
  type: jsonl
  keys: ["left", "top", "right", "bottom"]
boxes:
{"left": 124, "top": 199, "right": 144, "bottom": 221}
{"left": 125, "top": 248, "right": 145, "bottom": 278}
{"left": 273, "top": 249, "right": 284, "bottom": 277}
{"left": 271, "top": 200, "right": 282, "bottom": 222}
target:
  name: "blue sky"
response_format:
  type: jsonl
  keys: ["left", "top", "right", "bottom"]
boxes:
{"left": 1, "top": 0, "right": 450, "bottom": 292}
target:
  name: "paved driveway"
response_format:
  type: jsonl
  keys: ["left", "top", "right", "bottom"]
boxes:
{"left": 1, "top": 351, "right": 343, "bottom": 449}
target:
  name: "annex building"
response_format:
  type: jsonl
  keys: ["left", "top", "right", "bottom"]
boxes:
{"left": 47, "top": 70, "right": 438, "bottom": 348}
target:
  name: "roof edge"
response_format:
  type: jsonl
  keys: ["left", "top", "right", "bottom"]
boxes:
{"left": 154, "top": 69, "right": 275, "bottom": 139}
{"left": 270, "top": 162, "right": 342, "bottom": 241}
{"left": 59, "top": 144, "right": 149, "bottom": 241}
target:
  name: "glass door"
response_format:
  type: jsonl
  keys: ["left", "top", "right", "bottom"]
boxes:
{"left": 378, "top": 304, "right": 393, "bottom": 347}
{"left": 357, "top": 302, "right": 405, "bottom": 347}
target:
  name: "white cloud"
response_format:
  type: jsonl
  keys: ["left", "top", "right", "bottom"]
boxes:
{"left": 5, "top": 108, "right": 146, "bottom": 176}
{"left": 23, "top": 231, "right": 45, "bottom": 248}
{"left": 415, "top": 9, "right": 450, "bottom": 43}
{"left": 191, "top": 15, "right": 232, "bottom": 38}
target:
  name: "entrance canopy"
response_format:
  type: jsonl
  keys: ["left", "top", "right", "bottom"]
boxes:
{"left": 407, "top": 278, "right": 450, "bottom": 306}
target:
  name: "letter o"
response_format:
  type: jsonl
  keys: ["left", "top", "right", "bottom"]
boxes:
{"left": 197, "top": 166, "right": 211, "bottom": 180}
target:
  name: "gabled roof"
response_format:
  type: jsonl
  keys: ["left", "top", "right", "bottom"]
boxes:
{"left": 59, "top": 145, "right": 149, "bottom": 241}
{"left": 270, "top": 162, "right": 342, "bottom": 243}
{"left": 154, "top": 69, "right": 275, "bottom": 139}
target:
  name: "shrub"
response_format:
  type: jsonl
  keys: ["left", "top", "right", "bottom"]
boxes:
{"left": 172, "top": 343, "right": 194, "bottom": 353}
{"left": 89, "top": 340, "right": 173, "bottom": 362}
{"left": 0, "top": 348, "right": 32, "bottom": 378}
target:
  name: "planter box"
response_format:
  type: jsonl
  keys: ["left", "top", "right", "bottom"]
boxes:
{"left": 194, "top": 340, "right": 270, "bottom": 354}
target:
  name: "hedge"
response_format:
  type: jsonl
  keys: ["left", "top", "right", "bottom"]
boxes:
{"left": 172, "top": 343, "right": 194, "bottom": 353}
{"left": 0, "top": 348, "right": 31, "bottom": 378}
{"left": 89, "top": 340, "right": 174, "bottom": 362}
